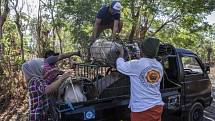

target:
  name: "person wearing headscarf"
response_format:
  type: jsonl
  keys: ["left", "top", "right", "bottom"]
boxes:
{"left": 22, "top": 58, "right": 74, "bottom": 121}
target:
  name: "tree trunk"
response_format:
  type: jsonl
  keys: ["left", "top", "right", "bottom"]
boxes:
{"left": 20, "top": 31, "right": 24, "bottom": 61}
{"left": 207, "top": 47, "right": 212, "bottom": 65}
{"left": 139, "top": 23, "right": 148, "bottom": 40}
{"left": 52, "top": 28, "right": 55, "bottom": 50}
{"left": 128, "top": 1, "right": 140, "bottom": 43}
{"left": 14, "top": 0, "right": 24, "bottom": 62}
{"left": 49, "top": 0, "right": 63, "bottom": 53}
{"left": 139, "top": 15, "right": 148, "bottom": 40}
{"left": 0, "top": 0, "right": 10, "bottom": 40}
{"left": 36, "top": 1, "right": 42, "bottom": 57}
{"left": 56, "top": 29, "right": 63, "bottom": 53}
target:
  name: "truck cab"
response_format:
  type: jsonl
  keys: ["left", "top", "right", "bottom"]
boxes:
{"left": 159, "top": 44, "right": 212, "bottom": 121}
{"left": 57, "top": 44, "right": 212, "bottom": 121}
{"left": 175, "top": 48, "right": 212, "bottom": 121}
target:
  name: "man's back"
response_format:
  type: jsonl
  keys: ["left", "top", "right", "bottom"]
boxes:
{"left": 116, "top": 57, "right": 164, "bottom": 112}
{"left": 96, "top": 5, "right": 120, "bottom": 25}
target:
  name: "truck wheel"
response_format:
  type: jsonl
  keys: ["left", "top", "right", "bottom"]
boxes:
{"left": 188, "top": 102, "right": 204, "bottom": 121}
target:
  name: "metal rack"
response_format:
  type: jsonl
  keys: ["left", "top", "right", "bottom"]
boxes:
{"left": 73, "top": 64, "right": 130, "bottom": 100}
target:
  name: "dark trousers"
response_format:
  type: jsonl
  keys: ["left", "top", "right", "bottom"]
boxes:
{"left": 96, "top": 21, "right": 123, "bottom": 38}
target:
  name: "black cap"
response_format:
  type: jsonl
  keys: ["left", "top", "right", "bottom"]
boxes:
{"left": 44, "top": 50, "right": 59, "bottom": 59}
{"left": 141, "top": 37, "right": 160, "bottom": 58}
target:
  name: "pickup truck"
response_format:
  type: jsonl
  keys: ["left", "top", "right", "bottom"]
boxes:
{"left": 57, "top": 44, "right": 213, "bottom": 121}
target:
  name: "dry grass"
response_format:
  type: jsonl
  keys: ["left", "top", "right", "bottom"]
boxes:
{"left": 0, "top": 73, "right": 28, "bottom": 121}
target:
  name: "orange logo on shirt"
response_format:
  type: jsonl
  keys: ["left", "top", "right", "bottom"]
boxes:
{"left": 146, "top": 70, "right": 161, "bottom": 84}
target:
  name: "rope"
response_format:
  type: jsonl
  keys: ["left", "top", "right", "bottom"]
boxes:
{"left": 69, "top": 78, "right": 79, "bottom": 102}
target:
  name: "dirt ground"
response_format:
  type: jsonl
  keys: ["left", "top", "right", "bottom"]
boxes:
{"left": 1, "top": 67, "right": 215, "bottom": 121}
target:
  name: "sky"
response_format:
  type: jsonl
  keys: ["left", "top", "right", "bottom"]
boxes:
{"left": 206, "top": 11, "right": 215, "bottom": 25}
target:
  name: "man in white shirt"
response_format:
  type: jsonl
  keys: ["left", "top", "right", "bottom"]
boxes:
{"left": 116, "top": 38, "right": 164, "bottom": 121}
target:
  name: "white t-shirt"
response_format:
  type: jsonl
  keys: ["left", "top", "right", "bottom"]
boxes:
{"left": 116, "top": 57, "right": 164, "bottom": 112}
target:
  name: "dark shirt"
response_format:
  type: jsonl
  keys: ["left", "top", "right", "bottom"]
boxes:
{"left": 43, "top": 56, "right": 63, "bottom": 85}
{"left": 96, "top": 5, "right": 120, "bottom": 25}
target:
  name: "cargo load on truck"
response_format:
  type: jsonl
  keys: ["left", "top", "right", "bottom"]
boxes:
{"left": 56, "top": 39, "right": 181, "bottom": 114}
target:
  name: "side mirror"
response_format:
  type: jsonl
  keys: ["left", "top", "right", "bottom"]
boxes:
{"left": 204, "top": 63, "right": 210, "bottom": 74}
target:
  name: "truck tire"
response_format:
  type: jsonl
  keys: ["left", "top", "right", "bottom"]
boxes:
{"left": 188, "top": 102, "right": 204, "bottom": 121}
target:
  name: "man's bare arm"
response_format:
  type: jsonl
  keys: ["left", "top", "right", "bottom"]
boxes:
{"left": 45, "top": 51, "right": 80, "bottom": 66}
{"left": 57, "top": 51, "right": 80, "bottom": 61}
{"left": 91, "top": 18, "right": 102, "bottom": 41}
{"left": 44, "top": 69, "right": 74, "bottom": 94}
{"left": 112, "top": 20, "right": 119, "bottom": 36}
{"left": 118, "top": 46, "right": 124, "bottom": 58}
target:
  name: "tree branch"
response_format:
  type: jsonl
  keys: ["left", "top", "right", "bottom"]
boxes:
{"left": 150, "top": 4, "right": 180, "bottom": 36}
{"left": 147, "top": 14, "right": 156, "bottom": 30}
{"left": 151, "top": 15, "right": 180, "bottom": 36}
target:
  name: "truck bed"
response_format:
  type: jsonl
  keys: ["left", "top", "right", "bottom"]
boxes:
{"left": 57, "top": 78, "right": 181, "bottom": 121}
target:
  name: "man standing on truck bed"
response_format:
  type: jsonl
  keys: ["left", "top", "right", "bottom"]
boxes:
{"left": 90, "top": 0, "right": 123, "bottom": 42}
{"left": 116, "top": 38, "right": 164, "bottom": 121}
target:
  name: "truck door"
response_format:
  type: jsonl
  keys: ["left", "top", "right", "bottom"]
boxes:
{"left": 181, "top": 54, "right": 210, "bottom": 106}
